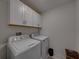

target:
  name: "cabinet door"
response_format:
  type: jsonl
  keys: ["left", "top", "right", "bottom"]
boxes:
{"left": 32, "top": 11, "right": 41, "bottom": 27}
{"left": 9, "top": 0, "right": 41, "bottom": 27}
{"left": 10, "top": 0, "right": 24, "bottom": 25}
{"left": 23, "top": 4, "right": 33, "bottom": 26}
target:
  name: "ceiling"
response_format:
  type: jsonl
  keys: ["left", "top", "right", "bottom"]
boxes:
{"left": 21, "top": 0, "right": 74, "bottom": 13}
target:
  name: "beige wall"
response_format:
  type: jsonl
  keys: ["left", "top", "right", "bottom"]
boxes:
{"left": 0, "top": 0, "right": 38, "bottom": 59}
{"left": 41, "top": 1, "right": 75, "bottom": 59}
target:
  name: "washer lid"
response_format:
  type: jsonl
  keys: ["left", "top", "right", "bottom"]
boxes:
{"left": 33, "top": 35, "right": 48, "bottom": 41}
{"left": 8, "top": 39, "right": 40, "bottom": 56}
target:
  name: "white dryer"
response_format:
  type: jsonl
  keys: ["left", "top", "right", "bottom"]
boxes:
{"left": 31, "top": 35, "right": 49, "bottom": 59}
{"left": 7, "top": 36, "right": 41, "bottom": 59}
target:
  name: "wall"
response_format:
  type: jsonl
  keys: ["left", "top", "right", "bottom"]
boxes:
{"left": 41, "top": 1, "right": 75, "bottom": 59}
{"left": 76, "top": 0, "right": 79, "bottom": 52}
{"left": 0, "top": 0, "right": 38, "bottom": 59}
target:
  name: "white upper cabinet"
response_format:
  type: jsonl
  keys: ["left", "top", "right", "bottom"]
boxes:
{"left": 23, "top": 4, "right": 33, "bottom": 26}
{"left": 9, "top": 0, "right": 41, "bottom": 28}
{"left": 10, "top": 0, "right": 24, "bottom": 25}
{"left": 32, "top": 11, "right": 41, "bottom": 27}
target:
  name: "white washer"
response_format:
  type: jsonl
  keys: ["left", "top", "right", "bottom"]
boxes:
{"left": 7, "top": 36, "right": 41, "bottom": 59}
{"left": 32, "top": 35, "right": 49, "bottom": 59}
